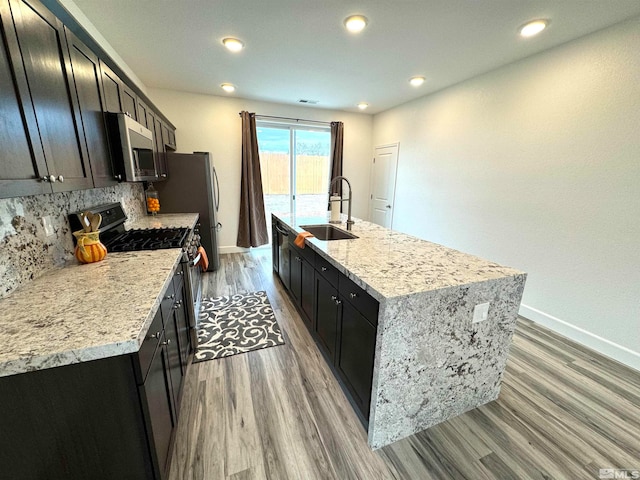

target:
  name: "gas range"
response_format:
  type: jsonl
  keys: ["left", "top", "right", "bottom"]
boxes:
{"left": 70, "top": 202, "right": 203, "bottom": 347}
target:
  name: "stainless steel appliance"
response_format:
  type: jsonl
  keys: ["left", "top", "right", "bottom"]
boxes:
{"left": 272, "top": 218, "right": 290, "bottom": 290}
{"left": 155, "top": 152, "right": 221, "bottom": 271}
{"left": 107, "top": 113, "right": 157, "bottom": 182}
{"left": 69, "top": 203, "right": 203, "bottom": 346}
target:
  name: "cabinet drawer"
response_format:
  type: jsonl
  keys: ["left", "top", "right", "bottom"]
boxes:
{"left": 172, "top": 266, "right": 184, "bottom": 295}
{"left": 161, "top": 280, "right": 176, "bottom": 323}
{"left": 315, "top": 254, "right": 339, "bottom": 285}
{"left": 136, "top": 309, "right": 164, "bottom": 384}
{"left": 339, "top": 275, "right": 379, "bottom": 326}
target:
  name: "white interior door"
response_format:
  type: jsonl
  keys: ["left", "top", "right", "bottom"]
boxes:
{"left": 368, "top": 143, "right": 399, "bottom": 228}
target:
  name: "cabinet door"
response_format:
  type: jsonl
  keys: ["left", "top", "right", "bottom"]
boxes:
{"left": 137, "top": 98, "right": 149, "bottom": 129}
{"left": 289, "top": 249, "right": 302, "bottom": 304}
{"left": 140, "top": 335, "right": 174, "bottom": 478}
{"left": 120, "top": 82, "right": 137, "bottom": 120}
{"left": 337, "top": 299, "right": 376, "bottom": 420}
{"left": 163, "top": 305, "right": 184, "bottom": 421}
{"left": 174, "top": 281, "right": 191, "bottom": 369}
{"left": 314, "top": 273, "right": 339, "bottom": 361}
{"left": 65, "top": 28, "right": 116, "bottom": 188}
{"left": 301, "top": 258, "right": 315, "bottom": 327}
{"left": 9, "top": 0, "right": 92, "bottom": 192}
{"left": 168, "top": 128, "right": 176, "bottom": 149}
{"left": 0, "top": 0, "right": 49, "bottom": 198}
{"left": 99, "top": 61, "right": 122, "bottom": 113}
{"left": 153, "top": 115, "right": 167, "bottom": 179}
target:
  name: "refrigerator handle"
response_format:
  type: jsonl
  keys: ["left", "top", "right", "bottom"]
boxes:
{"left": 213, "top": 166, "right": 220, "bottom": 212}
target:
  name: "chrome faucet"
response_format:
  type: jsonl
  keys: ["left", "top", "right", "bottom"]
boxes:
{"left": 329, "top": 176, "right": 355, "bottom": 231}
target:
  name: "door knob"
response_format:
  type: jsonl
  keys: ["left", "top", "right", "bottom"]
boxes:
{"left": 386, "top": 204, "right": 392, "bottom": 209}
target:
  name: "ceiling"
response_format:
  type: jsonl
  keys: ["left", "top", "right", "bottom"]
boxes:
{"left": 70, "top": 0, "right": 640, "bottom": 114}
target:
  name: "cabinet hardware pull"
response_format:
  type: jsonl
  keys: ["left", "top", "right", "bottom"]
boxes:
{"left": 331, "top": 295, "right": 337, "bottom": 301}
{"left": 335, "top": 299, "right": 342, "bottom": 305}
{"left": 57, "top": 175, "right": 64, "bottom": 183}
{"left": 165, "top": 294, "right": 175, "bottom": 299}
{"left": 162, "top": 339, "right": 171, "bottom": 346}
{"left": 150, "top": 331, "right": 161, "bottom": 339}
{"left": 115, "top": 174, "right": 122, "bottom": 181}
{"left": 321, "top": 266, "right": 327, "bottom": 271}
{"left": 49, "top": 175, "right": 57, "bottom": 183}
{"left": 350, "top": 292, "right": 358, "bottom": 299}
{"left": 161, "top": 174, "right": 167, "bottom": 177}
{"left": 41, "top": 176, "right": 49, "bottom": 182}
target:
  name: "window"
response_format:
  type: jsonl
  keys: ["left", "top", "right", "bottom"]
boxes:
{"left": 257, "top": 122, "right": 331, "bottom": 234}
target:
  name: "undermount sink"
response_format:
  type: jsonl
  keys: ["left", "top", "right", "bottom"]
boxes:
{"left": 300, "top": 224, "right": 358, "bottom": 241}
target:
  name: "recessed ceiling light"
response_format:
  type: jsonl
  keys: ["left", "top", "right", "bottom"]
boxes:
{"left": 220, "top": 83, "right": 236, "bottom": 93}
{"left": 519, "top": 19, "right": 549, "bottom": 38}
{"left": 409, "top": 76, "right": 425, "bottom": 87}
{"left": 344, "top": 15, "right": 368, "bottom": 33}
{"left": 357, "top": 102, "right": 368, "bottom": 110}
{"left": 222, "top": 37, "right": 244, "bottom": 52}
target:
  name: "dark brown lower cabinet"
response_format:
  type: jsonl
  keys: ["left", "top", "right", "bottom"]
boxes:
{"left": 314, "top": 273, "right": 340, "bottom": 362}
{"left": 0, "top": 269, "right": 192, "bottom": 480}
{"left": 336, "top": 299, "right": 377, "bottom": 419}
{"left": 272, "top": 229, "right": 379, "bottom": 424}
{"left": 140, "top": 329, "right": 175, "bottom": 478}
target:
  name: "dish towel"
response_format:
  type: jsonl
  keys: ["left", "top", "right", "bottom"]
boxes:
{"left": 294, "top": 231, "right": 314, "bottom": 249}
{"left": 197, "top": 246, "right": 209, "bottom": 271}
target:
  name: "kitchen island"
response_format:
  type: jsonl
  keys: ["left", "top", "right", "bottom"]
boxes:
{"left": 273, "top": 213, "right": 527, "bottom": 449}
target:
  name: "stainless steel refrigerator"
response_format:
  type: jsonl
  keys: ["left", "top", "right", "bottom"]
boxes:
{"left": 155, "top": 152, "right": 221, "bottom": 271}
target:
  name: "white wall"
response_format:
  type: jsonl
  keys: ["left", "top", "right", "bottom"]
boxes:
{"left": 148, "top": 89, "right": 373, "bottom": 252}
{"left": 373, "top": 17, "right": 640, "bottom": 369}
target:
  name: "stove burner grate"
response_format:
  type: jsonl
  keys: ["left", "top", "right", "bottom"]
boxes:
{"left": 102, "top": 227, "right": 189, "bottom": 252}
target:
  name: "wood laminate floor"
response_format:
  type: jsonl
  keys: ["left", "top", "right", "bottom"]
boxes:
{"left": 168, "top": 250, "right": 640, "bottom": 480}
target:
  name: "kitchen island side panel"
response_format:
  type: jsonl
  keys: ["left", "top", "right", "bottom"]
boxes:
{"left": 368, "top": 273, "right": 527, "bottom": 449}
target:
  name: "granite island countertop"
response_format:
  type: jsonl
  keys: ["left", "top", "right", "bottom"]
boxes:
{"left": 0, "top": 213, "right": 198, "bottom": 378}
{"left": 274, "top": 212, "right": 527, "bottom": 449}
{"left": 273, "top": 213, "right": 524, "bottom": 300}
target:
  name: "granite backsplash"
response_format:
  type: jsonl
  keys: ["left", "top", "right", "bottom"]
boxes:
{"left": 0, "top": 183, "right": 145, "bottom": 299}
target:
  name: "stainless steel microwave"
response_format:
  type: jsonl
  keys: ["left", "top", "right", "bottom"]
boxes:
{"left": 108, "top": 113, "right": 158, "bottom": 182}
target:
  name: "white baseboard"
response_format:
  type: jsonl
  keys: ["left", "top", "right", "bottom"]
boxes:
{"left": 219, "top": 246, "right": 250, "bottom": 254}
{"left": 519, "top": 304, "right": 640, "bottom": 372}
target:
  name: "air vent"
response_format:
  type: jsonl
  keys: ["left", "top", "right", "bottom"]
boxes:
{"left": 298, "top": 99, "right": 319, "bottom": 104}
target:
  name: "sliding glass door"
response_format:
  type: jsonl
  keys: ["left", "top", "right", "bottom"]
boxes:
{"left": 257, "top": 122, "right": 331, "bottom": 237}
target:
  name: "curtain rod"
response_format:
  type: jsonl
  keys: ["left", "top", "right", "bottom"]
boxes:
{"left": 239, "top": 112, "right": 332, "bottom": 126}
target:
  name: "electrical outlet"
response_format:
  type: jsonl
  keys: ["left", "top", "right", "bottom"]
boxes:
{"left": 41, "top": 216, "right": 55, "bottom": 237}
{"left": 472, "top": 302, "right": 490, "bottom": 323}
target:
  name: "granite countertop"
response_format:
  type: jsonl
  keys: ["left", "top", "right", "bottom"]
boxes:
{"left": 274, "top": 213, "right": 524, "bottom": 301}
{"left": 0, "top": 213, "right": 199, "bottom": 379}
{"left": 129, "top": 213, "right": 199, "bottom": 230}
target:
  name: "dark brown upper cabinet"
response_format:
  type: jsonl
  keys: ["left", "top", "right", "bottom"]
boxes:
{"left": 7, "top": 0, "right": 92, "bottom": 193}
{"left": 99, "top": 60, "right": 122, "bottom": 114}
{"left": 64, "top": 27, "right": 117, "bottom": 188}
{"left": 0, "top": 0, "right": 49, "bottom": 198}
{"left": 136, "top": 98, "right": 149, "bottom": 129}
{"left": 120, "top": 82, "right": 137, "bottom": 121}
{"left": 153, "top": 115, "right": 167, "bottom": 180}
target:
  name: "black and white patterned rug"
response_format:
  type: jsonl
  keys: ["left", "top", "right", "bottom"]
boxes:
{"left": 194, "top": 291, "right": 285, "bottom": 363}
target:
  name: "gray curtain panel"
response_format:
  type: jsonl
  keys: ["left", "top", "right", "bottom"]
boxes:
{"left": 328, "top": 121, "right": 344, "bottom": 208}
{"left": 236, "top": 111, "right": 269, "bottom": 248}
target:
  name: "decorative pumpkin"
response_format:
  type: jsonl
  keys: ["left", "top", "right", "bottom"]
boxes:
{"left": 73, "top": 230, "right": 107, "bottom": 264}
